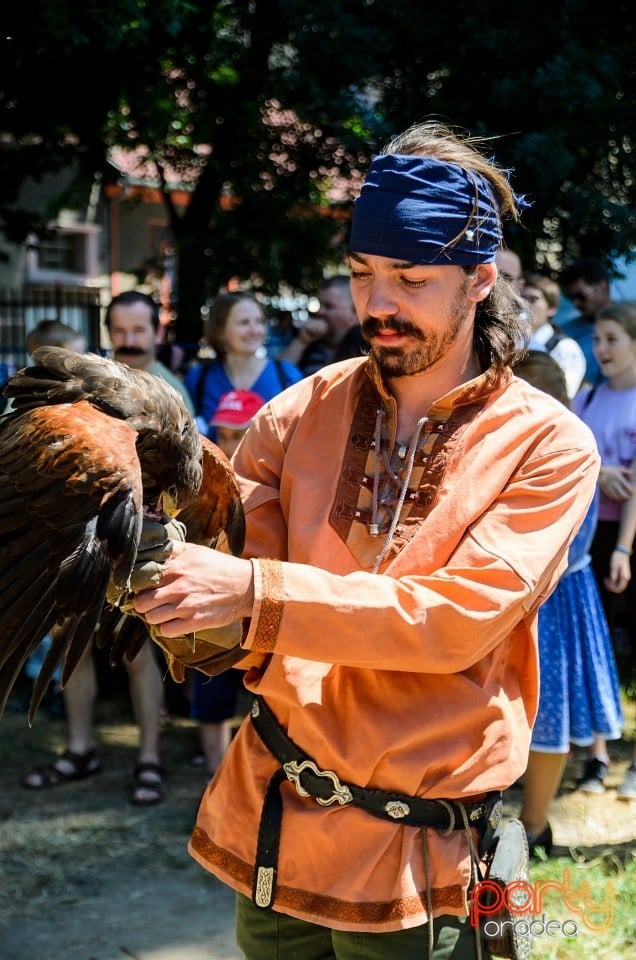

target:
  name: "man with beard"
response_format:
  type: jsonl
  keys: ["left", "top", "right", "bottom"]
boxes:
{"left": 22, "top": 292, "right": 192, "bottom": 804}
{"left": 133, "top": 123, "right": 600, "bottom": 958}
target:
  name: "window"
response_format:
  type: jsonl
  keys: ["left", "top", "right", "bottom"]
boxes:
{"left": 26, "top": 225, "right": 101, "bottom": 285}
{"left": 38, "top": 232, "right": 87, "bottom": 273}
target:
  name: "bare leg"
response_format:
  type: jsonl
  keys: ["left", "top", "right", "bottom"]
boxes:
{"left": 587, "top": 734, "right": 610, "bottom": 764}
{"left": 22, "top": 643, "right": 100, "bottom": 787}
{"left": 520, "top": 750, "right": 567, "bottom": 836}
{"left": 199, "top": 721, "right": 232, "bottom": 776}
{"left": 63, "top": 641, "right": 97, "bottom": 755}
{"left": 124, "top": 640, "right": 162, "bottom": 766}
{"left": 577, "top": 735, "right": 611, "bottom": 793}
{"left": 123, "top": 640, "right": 165, "bottom": 804}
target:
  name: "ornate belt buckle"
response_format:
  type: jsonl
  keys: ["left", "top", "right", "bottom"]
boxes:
{"left": 283, "top": 760, "right": 353, "bottom": 806}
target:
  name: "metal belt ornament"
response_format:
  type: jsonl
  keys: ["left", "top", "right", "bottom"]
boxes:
{"left": 283, "top": 759, "right": 354, "bottom": 806}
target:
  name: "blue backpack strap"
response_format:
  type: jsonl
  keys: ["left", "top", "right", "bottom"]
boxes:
{"left": 194, "top": 361, "right": 213, "bottom": 414}
{"left": 274, "top": 358, "right": 290, "bottom": 391}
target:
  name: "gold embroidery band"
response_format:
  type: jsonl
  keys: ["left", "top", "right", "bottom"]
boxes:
{"left": 253, "top": 558, "right": 285, "bottom": 651}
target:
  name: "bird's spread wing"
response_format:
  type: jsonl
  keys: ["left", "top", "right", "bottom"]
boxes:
{"left": 0, "top": 400, "right": 144, "bottom": 721}
{"left": 0, "top": 349, "right": 246, "bottom": 723}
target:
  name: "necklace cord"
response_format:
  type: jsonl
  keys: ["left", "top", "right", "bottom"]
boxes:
{"left": 371, "top": 415, "right": 428, "bottom": 573}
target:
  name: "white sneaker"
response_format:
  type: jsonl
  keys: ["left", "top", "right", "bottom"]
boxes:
{"left": 617, "top": 766, "right": 636, "bottom": 800}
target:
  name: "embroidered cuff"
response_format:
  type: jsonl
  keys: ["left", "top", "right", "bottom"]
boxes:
{"left": 243, "top": 558, "right": 284, "bottom": 652}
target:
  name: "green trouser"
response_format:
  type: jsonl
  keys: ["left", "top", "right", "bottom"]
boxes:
{"left": 235, "top": 892, "right": 487, "bottom": 960}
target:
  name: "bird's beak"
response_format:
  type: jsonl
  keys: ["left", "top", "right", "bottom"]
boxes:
{"left": 159, "top": 490, "right": 180, "bottom": 518}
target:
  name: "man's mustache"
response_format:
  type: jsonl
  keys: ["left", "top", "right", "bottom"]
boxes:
{"left": 114, "top": 347, "right": 148, "bottom": 357}
{"left": 361, "top": 317, "right": 424, "bottom": 341}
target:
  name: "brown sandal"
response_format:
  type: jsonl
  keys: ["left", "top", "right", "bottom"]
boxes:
{"left": 130, "top": 761, "right": 165, "bottom": 806}
{"left": 21, "top": 748, "right": 101, "bottom": 789}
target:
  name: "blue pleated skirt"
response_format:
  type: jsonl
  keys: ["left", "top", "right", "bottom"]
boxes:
{"left": 531, "top": 564, "right": 624, "bottom": 752}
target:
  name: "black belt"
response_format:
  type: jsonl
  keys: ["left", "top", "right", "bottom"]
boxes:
{"left": 249, "top": 695, "right": 502, "bottom": 909}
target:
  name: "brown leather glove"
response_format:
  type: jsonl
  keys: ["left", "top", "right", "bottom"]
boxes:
{"left": 150, "top": 624, "right": 246, "bottom": 682}
{"left": 105, "top": 514, "right": 185, "bottom": 607}
{"left": 106, "top": 516, "right": 244, "bottom": 681}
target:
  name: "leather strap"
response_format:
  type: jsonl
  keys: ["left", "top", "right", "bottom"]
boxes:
{"left": 249, "top": 695, "right": 501, "bottom": 909}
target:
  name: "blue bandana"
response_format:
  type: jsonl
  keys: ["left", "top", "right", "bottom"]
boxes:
{"left": 349, "top": 153, "right": 504, "bottom": 265}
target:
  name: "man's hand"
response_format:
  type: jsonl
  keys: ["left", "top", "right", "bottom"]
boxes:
{"left": 133, "top": 540, "right": 255, "bottom": 637}
{"left": 296, "top": 316, "right": 328, "bottom": 345}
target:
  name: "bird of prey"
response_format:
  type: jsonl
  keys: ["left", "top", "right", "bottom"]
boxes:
{"left": 0, "top": 346, "right": 245, "bottom": 722}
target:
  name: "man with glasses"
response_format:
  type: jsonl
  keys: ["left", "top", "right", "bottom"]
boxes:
{"left": 559, "top": 258, "right": 613, "bottom": 386}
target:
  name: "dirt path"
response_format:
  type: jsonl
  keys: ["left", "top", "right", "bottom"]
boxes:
{"left": 1, "top": 692, "right": 634, "bottom": 960}
{"left": 0, "top": 695, "right": 241, "bottom": 960}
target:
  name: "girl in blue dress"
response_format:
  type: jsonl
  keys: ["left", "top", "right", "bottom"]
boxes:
{"left": 514, "top": 352, "right": 624, "bottom": 855}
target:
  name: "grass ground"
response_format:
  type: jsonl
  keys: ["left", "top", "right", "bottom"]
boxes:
{"left": 526, "top": 849, "right": 635, "bottom": 958}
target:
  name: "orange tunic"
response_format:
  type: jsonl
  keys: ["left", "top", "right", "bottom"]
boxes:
{"left": 189, "top": 356, "right": 599, "bottom": 932}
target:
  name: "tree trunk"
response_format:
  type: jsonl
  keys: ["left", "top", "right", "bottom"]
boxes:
{"left": 171, "top": 230, "right": 215, "bottom": 345}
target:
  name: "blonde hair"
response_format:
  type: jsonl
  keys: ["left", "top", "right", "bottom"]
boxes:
{"left": 26, "top": 319, "right": 85, "bottom": 355}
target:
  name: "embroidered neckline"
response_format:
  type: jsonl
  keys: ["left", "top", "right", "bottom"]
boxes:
{"left": 370, "top": 409, "right": 429, "bottom": 574}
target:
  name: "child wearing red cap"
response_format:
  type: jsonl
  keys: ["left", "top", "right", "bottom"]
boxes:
{"left": 210, "top": 389, "right": 265, "bottom": 460}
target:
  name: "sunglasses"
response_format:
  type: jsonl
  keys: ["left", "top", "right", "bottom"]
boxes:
{"left": 568, "top": 284, "right": 597, "bottom": 303}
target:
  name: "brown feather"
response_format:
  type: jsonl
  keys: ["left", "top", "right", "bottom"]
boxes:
{"left": 0, "top": 347, "right": 245, "bottom": 722}
{"left": 177, "top": 435, "right": 245, "bottom": 555}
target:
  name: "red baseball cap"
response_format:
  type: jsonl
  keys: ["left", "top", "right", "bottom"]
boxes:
{"left": 210, "top": 390, "right": 265, "bottom": 429}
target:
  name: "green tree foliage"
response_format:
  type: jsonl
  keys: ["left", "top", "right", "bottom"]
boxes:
{"left": 367, "top": 0, "right": 636, "bottom": 277}
{"left": 2, "top": 1, "right": 635, "bottom": 340}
